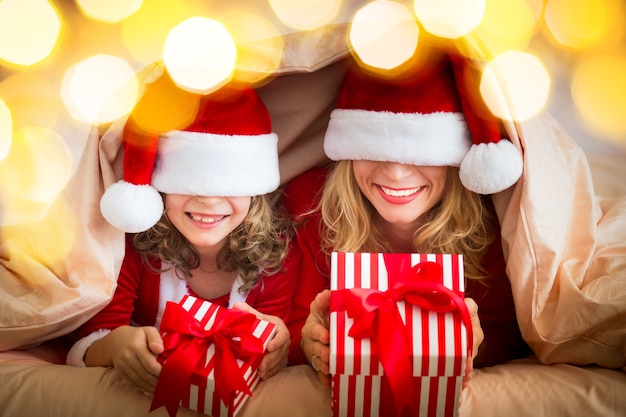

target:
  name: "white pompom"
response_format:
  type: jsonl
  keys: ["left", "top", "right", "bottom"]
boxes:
{"left": 100, "top": 181, "right": 164, "bottom": 233}
{"left": 459, "top": 140, "right": 523, "bottom": 194}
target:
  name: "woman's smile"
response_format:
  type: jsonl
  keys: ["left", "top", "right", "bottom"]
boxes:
{"left": 377, "top": 184, "right": 426, "bottom": 204}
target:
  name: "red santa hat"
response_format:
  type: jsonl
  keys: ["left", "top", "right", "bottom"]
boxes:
{"left": 324, "top": 51, "right": 523, "bottom": 195}
{"left": 100, "top": 83, "right": 280, "bottom": 233}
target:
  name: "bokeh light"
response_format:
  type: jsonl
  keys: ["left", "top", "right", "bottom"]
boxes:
{"left": 0, "top": 0, "right": 62, "bottom": 67}
{"left": 349, "top": 0, "right": 420, "bottom": 70}
{"left": 269, "top": 0, "right": 340, "bottom": 31}
{"left": 130, "top": 67, "right": 202, "bottom": 135}
{"left": 121, "top": 0, "right": 194, "bottom": 67}
{"left": 75, "top": 0, "right": 142, "bottom": 23}
{"left": 0, "top": 72, "right": 60, "bottom": 132}
{"left": 572, "top": 54, "right": 626, "bottom": 142}
{"left": 0, "top": 126, "right": 73, "bottom": 205}
{"left": 413, "top": 0, "right": 485, "bottom": 39}
{"left": 0, "top": 99, "right": 12, "bottom": 160}
{"left": 544, "top": 0, "right": 609, "bottom": 50}
{"left": 480, "top": 50, "right": 551, "bottom": 121}
{"left": 61, "top": 54, "right": 139, "bottom": 125}
{"left": 163, "top": 17, "right": 237, "bottom": 94}
{"left": 468, "top": 0, "right": 537, "bottom": 57}
{"left": 223, "top": 10, "right": 284, "bottom": 83}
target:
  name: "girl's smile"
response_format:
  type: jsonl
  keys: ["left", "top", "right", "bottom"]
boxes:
{"left": 165, "top": 194, "right": 251, "bottom": 249}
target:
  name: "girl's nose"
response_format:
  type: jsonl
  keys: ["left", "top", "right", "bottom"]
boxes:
{"left": 194, "top": 195, "right": 224, "bottom": 204}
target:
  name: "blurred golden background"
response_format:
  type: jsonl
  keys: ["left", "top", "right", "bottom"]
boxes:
{"left": 0, "top": 0, "right": 625, "bottom": 226}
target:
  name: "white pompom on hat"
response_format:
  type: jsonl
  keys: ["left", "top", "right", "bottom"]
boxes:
{"left": 324, "top": 50, "right": 523, "bottom": 195}
{"left": 100, "top": 82, "right": 280, "bottom": 233}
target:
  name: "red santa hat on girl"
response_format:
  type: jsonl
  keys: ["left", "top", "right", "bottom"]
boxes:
{"left": 100, "top": 83, "right": 280, "bottom": 233}
{"left": 324, "top": 51, "right": 523, "bottom": 195}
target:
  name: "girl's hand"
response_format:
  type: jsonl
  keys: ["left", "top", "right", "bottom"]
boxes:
{"left": 86, "top": 325, "right": 164, "bottom": 394}
{"left": 232, "top": 303, "right": 290, "bottom": 380}
{"left": 300, "top": 289, "right": 332, "bottom": 386}
{"left": 462, "top": 297, "right": 484, "bottom": 390}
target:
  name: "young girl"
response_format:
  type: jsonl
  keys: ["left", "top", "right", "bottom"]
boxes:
{"left": 67, "top": 81, "right": 300, "bottom": 395}
{"left": 282, "top": 49, "right": 532, "bottom": 381}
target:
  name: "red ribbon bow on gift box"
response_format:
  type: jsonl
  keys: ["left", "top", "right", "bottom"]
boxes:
{"left": 332, "top": 256, "right": 473, "bottom": 414}
{"left": 150, "top": 302, "right": 266, "bottom": 417}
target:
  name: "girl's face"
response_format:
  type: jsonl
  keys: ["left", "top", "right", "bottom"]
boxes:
{"left": 164, "top": 194, "right": 251, "bottom": 251}
{"left": 352, "top": 160, "right": 448, "bottom": 227}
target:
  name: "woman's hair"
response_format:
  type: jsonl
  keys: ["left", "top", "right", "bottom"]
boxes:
{"left": 133, "top": 193, "right": 293, "bottom": 294}
{"left": 320, "top": 160, "right": 495, "bottom": 281}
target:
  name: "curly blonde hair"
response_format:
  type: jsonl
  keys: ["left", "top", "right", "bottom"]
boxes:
{"left": 319, "top": 161, "right": 495, "bottom": 281}
{"left": 133, "top": 192, "right": 293, "bottom": 294}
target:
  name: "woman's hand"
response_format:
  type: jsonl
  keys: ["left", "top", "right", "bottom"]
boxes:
{"left": 86, "top": 325, "right": 164, "bottom": 394}
{"left": 232, "top": 302, "right": 290, "bottom": 380}
{"left": 300, "top": 289, "right": 332, "bottom": 386}
{"left": 463, "top": 297, "right": 484, "bottom": 389}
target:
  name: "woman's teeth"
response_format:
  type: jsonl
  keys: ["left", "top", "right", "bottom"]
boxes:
{"left": 380, "top": 185, "right": 423, "bottom": 197}
{"left": 188, "top": 213, "right": 225, "bottom": 223}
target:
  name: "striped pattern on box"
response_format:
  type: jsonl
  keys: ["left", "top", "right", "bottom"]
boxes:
{"left": 329, "top": 252, "right": 468, "bottom": 417}
{"left": 176, "top": 295, "right": 276, "bottom": 417}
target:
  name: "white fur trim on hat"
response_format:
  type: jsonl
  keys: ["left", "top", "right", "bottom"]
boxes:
{"left": 66, "top": 328, "right": 111, "bottom": 367}
{"left": 152, "top": 131, "right": 280, "bottom": 197}
{"left": 100, "top": 180, "right": 164, "bottom": 233}
{"left": 459, "top": 140, "right": 523, "bottom": 194}
{"left": 324, "top": 109, "right": 472, "bottom": 166}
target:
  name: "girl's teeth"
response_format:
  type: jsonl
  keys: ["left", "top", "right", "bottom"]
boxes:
{"left": 380, "top": 185, "right": 422, "bottom": 197}
{"left": 189, "top": 213, "right": 224, "bottom": 223}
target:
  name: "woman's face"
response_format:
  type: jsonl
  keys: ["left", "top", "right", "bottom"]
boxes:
{"left": 352, "top": 160, "right": 448, "bottom": 227}
{"left": 164, "top": 194, "right": 251, "bottom": 251}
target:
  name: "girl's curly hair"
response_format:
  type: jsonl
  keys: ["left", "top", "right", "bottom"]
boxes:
{"left": 133, "top": 193, "right": 294, "bottom": 294}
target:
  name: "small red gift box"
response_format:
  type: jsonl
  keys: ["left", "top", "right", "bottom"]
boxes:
{"left": 150, "top": 295, "right": 277, "bottom": 417}
{"left": 329, "top": 252, "right": 471, "bottom": 417}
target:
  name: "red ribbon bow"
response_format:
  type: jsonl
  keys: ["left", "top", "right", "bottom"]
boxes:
{"left": 150, "top": 301, "right": 266, "bottom": 417}
{"left": 332, "top": 256, "right": 473, "bottom": 414}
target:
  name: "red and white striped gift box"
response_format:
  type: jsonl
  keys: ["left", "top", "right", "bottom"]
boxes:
{"left": 329, "top": 252, "right": 469, "bottom": 417}
{"left": 154, "top": 295, "right": 277, "bottom": 417}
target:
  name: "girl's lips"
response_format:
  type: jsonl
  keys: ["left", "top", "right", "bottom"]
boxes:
{"left": 376, "top": 184, "right": 425, "bottom": 204}
{"left": 187, "top": 212, "right": 227, "bottom": 226}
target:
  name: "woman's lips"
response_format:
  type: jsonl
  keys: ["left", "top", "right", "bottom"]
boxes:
{"left": 376, "top": 184, "right": 425, "bottom": 204}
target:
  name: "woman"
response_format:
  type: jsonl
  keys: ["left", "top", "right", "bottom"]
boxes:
{"left": 282, "top": 49, "right": 532, "bottom": 385}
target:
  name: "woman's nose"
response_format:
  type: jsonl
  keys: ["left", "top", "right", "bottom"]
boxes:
{"left": 381, "top": 162, "right": 414, "bottom": 180}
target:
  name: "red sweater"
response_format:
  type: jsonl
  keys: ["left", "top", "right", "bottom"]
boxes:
{"left": 75, "top": 235, "right": 300, "bottom": 340}
{"left": 281, "top": 165, "right": 530, "bottom": 367}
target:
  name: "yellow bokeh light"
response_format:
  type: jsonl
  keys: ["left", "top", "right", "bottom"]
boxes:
{"left": 131, "top": 68, "right": 202, "bottom": 135}
{"left": 469, "top": 0, "right": 536, "bottom": 57}
{"left": 413, "top": 0, "right": 485, "bottom": 39}
{"left": 75, "top": 0, "right": 142, "bottom": 23}
{"left": 0, "top": 72, "right": 60, "bottom": 132}
{"left": 349, "top": 0, "right": 420, "bottom": 70}
{"left": 0, "top": 126, "right": 73, "bottom": 204}
{"left": 572, "top": 54, "right": 626, "bottom": 141}
{"left": 163, "top": 17, "right": 237, "bottom": 94}
{"left": 0, "top": 0, "right": 62, "bottom": 67}
{"left": 0, "top": 99, "right": 12, "bottom": 160}
{"left": 222, "top": 11, "right": 284, "bottom": 83}
{"left": 544, "top": 0, "right": 608, "bottom": 50}
{"left": 121, "top": 0, "right": 194, "bottom": 66}
{"left": 269, "top": 0, "right": 341, "bottom": 31}
{"left": 480, "top": 50, "right": 551, "bottom": 121}
{"left": 61, "top": 54, "right": 139, "bottom": 124}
